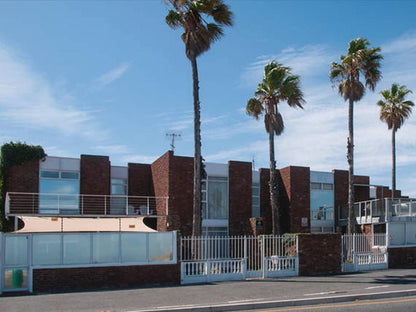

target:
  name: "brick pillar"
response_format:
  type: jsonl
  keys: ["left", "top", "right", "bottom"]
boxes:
{"left": 169, "top": 154, "right": 193, "bottom": 236}
{"left": 7, "top": 159, "right": 40, "bottom": 214}
{"left": 280, "top": 166, "right": 310, "bottom": 233}
{"left": 80, "top": 155, "right": 110, "bottom": 214}
{"left": 128, "top": 163, "right": 153, "bottom": 196}
{"left": 228, "top": 161, "right": 252, "bottom": 236}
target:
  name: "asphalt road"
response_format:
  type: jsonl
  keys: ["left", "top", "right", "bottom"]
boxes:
{"left": 249, "top": 296, "right": 416, "bottom": 312}
{"left": 0, "top": 269, "right": 415, "bottom": 312}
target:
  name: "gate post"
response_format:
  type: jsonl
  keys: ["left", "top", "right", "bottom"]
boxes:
{"left": 261, "top": 235, "right": 265, "bottom": 279}
{"left": 243, "top": 236, "right": 247, "bottom": 278}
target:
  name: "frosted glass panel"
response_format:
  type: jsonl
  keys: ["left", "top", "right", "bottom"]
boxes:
{"left": 390, "top": 223, "right": 405, "bottom": 245}
{"left": 4, "top": 268, "right": 28, "bottom": 289}
{"left": 63, "top": 234, "right": 91, "bottom": 264}
{"left": 5, "top": 236, "right": 28, "bottom": 266}
{"left": 93, "top": 233, "right": 119, "bottom": 263}
{"left": 121, "top": 233, "right": 147, "bottom": 262}
{"left": 406, "top": 223, "right": 416, "bottom": 245}
{"left": 149, "top": 232, "right": 173, "bottom": 261}
{"left": 33, "top": 234, "right": 61, "bottom": 265}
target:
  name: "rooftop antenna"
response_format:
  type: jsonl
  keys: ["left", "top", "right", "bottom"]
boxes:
{"left": 166, "top": 132, "right": 181, "bottom": 153}
{"left": 252, "top": 155, "right": 256, "bottom": 170}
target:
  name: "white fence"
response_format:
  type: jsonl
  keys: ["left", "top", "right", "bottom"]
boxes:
{"left": 181, "top": 235, "right": 298, "bottom": 284}
{"left": 341, "top": 233, "right": 388, "bottom": 272}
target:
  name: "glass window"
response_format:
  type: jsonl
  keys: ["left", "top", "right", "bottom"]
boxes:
{"left": 406, "top": 223, "right": 416, "bottom": 245}
{"left": 39, "top": 170, "right": 80, "bottom": 214}
{"left": 63, "top": 233, "right": 91, "bottom": 264}
{"left": 3, "top": 268, "right": 28, "bottom": 290}
{"left": 33, "top": 234, "right": 61, "bottom": 266}
{"left": 40, "top": 171, "right": 59, "bottom": 179}
{"left": 322, "top": 183, "right": 333, "bottom": 190}
{"left": 310, "top": 183, "right": 321, "bottom": 190}
{"left": 390, "top": 223, "right": 405, "bottom": 245}
{"left": 92, "top": 233, "right": 119, "bottom": 263}
{"left": 121, "top": 233, "right": 147, "bottom": 262}
{"left": 207, "top": 179, "right": 228, "bottom": 219}
{"left": 148, "top": 232, "right": 173, "bottom": 261}
{"left": 61, "top": 172, "right": 79, "bottom": 179}
{"left": 5, "top": 236, "right": 28, "bottom": 266}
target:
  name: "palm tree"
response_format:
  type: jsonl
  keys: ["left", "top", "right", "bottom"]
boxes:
{"left": 377, "top": 83, "right": 414, "bottom": 199}
{"left": 246, "top": 61, "right": 304, "bottom": 235}
{"left": 165, "top": 0, "right": 233, "bottom": 236}
{"left": 329, "top": 38, "right": 382, "bottom": 236}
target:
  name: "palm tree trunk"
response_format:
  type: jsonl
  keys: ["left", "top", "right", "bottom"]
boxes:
{"left": 190, "top": 53, "right": 202, "bottom": 237}
{"left": 269, "top": 125, "right": 280, "bottom": 235}
{"left": 347, "top": 97, "right": 355, "bottom": 236}
{"left": 391, "top": 128, "right": 396, "bottom": 200}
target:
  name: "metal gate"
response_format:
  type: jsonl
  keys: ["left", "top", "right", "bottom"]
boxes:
{"left": 180, "top": 235, "right": 298, "bottom": 284}
{"left": 341, "top": 233, "right": 388, "bottom": 272}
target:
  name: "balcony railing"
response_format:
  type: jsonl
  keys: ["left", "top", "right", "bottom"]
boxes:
{"left": 339, "top": 198, "right": 416, "bottom": 224}
{"left": 6, "top": 192, "right": 168, "bottom": 217}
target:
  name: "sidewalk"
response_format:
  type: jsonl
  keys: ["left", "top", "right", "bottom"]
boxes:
{"left": 1, "top": 269, "right": 416, "bottom": 312}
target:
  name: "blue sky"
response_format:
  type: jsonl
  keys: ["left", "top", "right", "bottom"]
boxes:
{"left": 0, "top": 0, "right": 415, "bottom": 197}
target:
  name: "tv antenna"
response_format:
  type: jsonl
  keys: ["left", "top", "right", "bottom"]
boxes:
{"left": 252, "top": 155, "right": 256, "bottom": 170}
{"left": 166, "top": 132, "right": 181, "bottom": 152}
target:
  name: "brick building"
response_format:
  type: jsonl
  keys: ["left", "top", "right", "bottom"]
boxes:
{"left": 4, "top": 150, "right": 411, "bottom": 236}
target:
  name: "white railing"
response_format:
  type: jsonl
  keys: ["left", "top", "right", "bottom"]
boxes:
{"left": 341, "top": 233, "right": 388, "bottom": 272}
{"left": 181, "top": 235, "right": 298, "bottom": 284}
{"left": 346, "top": 198, "right": 416, "bottom": 224}
{"left": 6, "top": 192, "right": 168, "bottom": 217}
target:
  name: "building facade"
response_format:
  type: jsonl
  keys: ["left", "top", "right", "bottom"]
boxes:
{"left": 4, "top": 150, "right": 411, "bottom": 237}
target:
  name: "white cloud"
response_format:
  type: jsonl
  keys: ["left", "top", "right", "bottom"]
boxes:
{"left": 93, "top": 144, "right": 131, "bottom": 155}
{"left": 0, "top": 42, "right": 106, "bottom": 140}
{"left": 240, "top": 44, "right": 334, "bottom": 88}
{"left": 95, "top": 62, "right": 130, "bottom": 88}
{"left": 382, "top": 31, "right": 416, "bottom": 54}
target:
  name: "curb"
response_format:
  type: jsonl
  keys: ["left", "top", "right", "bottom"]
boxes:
{"left": 130, "top": 288, "right": 416, "bottom": 312}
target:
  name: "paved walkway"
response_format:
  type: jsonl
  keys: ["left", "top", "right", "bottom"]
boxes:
{"left": 1, "top": 269, "right": 416, "bottom": 312}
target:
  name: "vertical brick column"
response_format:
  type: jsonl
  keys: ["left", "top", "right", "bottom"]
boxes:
{"left": 80, "top": 155, "right": 110, "bottom": 214}
{"left": 354, "top": 175, "right": 370, "bottom": 202}
{"left": 128, "top": 163, "right": 153, "bottom": 196}
{"left": 228, "top": 161, "right": 252, "bottom": 236}
{"left": 280, "top": 166, "right": 310, "bottom": 233}
{"left": 7, "top": 159, "right": 40, "bottom": 214}
{"left": 169, "top": 155, "right": 193, "bottom": 236}
{"left": 333, "top": 169, "right": 348, "bottom": 227}
{"left": 151, "top": 151, "right": 171, "bottom": 232}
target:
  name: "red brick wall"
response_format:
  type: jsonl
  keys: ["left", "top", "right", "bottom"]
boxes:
{"left": 333, "top": 170, "right": 348, "bottom": 223}
{"left": 169, "top": 155, "right": 193, "bottom": 236}
{"left": 33, "top": 264, "right": 179, "bottom": 292}
{"left": 228, "top": 161, "right": 252, "bottom": 236}
{"left": 375, "top": 186, "right": 403, "bottom": 199}
{"left": 151, "top": 151, "right": 171, "bottom": 231}
{"left": 388, "top": 247, "right": 416, "bottom": 268}
{"left": 333, "top": 170, "right": 370, "bottom": 226}
{"left": 354, "top": 175, "right": 370, "bottom": 202}
{"left": 281, "top": 166, "right": 310, "bottom": 233}
{"left": 80, "top": 155, "right": 110, "bottom": 214}
{"left": 151, "top": 152, "right": 194, "bottom": 235}
{"left": 7, "top": 159, "right": 40, "bottom": 214}
{"left": 298, "top": 233, "right": 341, "bottom": 275}
{"left": 128, "top": 163, "right": 154, "bottom": 196}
